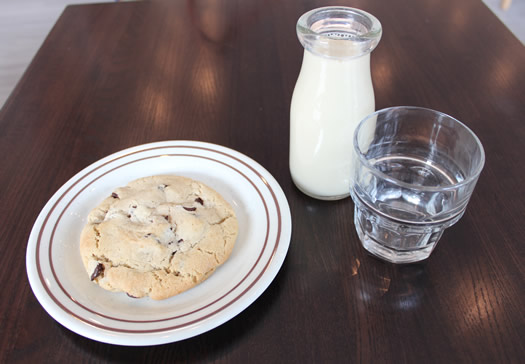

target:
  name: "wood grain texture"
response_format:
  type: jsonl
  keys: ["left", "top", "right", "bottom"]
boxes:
{"left": 1, "top": 0, "right": 524, "bottom": 362}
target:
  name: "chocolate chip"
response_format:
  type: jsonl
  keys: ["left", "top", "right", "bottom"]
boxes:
{"left": 132, "top": 205, "right": 137, "bottom": 209}
{"left": 183, "top": 206, "right": 196, "bottom": 211}
{"left": 178, "top": 239, "right": 184, "bottom": 243}
{"left": 195, "top": 197, "right": 204, "bottom": 205}
{"left": 90, "top": 263, "right": 104, "bottom": 281}
{"left": 127, "top": 214, "right": 132, "bottom": 218}
{"left": 164, "top": 215, "right": 169, "bottom": 221}
{"left": 111, "top": 192, "right": 119, "bottom": 199}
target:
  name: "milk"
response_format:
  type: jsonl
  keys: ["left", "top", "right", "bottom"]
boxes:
{"left": 290, "top": 49, "right": 375, "bottom": 199}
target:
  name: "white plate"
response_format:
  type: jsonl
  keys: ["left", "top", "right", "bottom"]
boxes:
{"left": 26, "top": 141, "right": 292, "bottom": 346}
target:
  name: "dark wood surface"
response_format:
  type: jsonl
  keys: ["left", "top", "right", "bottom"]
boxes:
{"left": 1, "top": 0, "right": 524, "bottom": 362}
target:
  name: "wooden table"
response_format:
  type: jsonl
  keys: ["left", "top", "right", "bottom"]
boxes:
{"left": 1, "top": 0, "right": 524, "bottom": 362}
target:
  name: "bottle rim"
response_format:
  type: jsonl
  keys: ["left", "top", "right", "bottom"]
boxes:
{"left": 296, "top": 6, "right": 382, "bottom": 59}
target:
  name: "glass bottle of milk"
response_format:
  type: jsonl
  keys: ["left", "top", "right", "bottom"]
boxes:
{"left": 290, "top": 7, "right": 382, "bottom": 200}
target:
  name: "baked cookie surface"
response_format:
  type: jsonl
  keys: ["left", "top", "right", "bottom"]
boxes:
{"left": 79, "top": 175, "right": 238, "bottom": 300}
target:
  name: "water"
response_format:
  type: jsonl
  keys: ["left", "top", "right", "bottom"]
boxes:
{"left": 352, "top": 155, "right": 466, "bottom": 263}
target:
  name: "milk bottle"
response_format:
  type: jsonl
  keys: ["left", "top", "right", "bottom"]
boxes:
{"left": 290, "top": 7, "right": 382, "bottom": 200}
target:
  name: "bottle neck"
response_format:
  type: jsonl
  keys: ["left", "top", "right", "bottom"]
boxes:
{"left": 297, "top": 6, "right": 382, "bottom": 61}
{"left": 301, "top": 49, "right": 371, "bottom": 72}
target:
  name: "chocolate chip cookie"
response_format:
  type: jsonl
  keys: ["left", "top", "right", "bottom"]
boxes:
{"left": 80, "top": 175, "right": 238, "bottom": 300}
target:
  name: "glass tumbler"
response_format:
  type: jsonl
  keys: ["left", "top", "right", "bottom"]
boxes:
{"left": 350, "top": 107, "right": 485, "bottom": 263}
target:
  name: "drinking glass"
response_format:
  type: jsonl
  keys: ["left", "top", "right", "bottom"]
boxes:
{"left": 350, "top": 106, "right": 485, "bottom": 263}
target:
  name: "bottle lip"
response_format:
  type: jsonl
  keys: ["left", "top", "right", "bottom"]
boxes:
{"left": 297, "top": 6, "right": 382, "bottom": 60}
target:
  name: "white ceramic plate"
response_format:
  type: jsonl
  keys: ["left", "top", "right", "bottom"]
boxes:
{"left": 26, "top": 141, "right": 292, "bottom": 346}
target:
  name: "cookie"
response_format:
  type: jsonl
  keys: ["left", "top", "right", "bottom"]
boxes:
{"left": 79, "top": 175, "right": 238, "bottom": 300}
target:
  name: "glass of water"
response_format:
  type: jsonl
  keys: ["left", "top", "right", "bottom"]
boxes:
{"left": 350, "top": 106, "right": 485, "bottom": 263}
